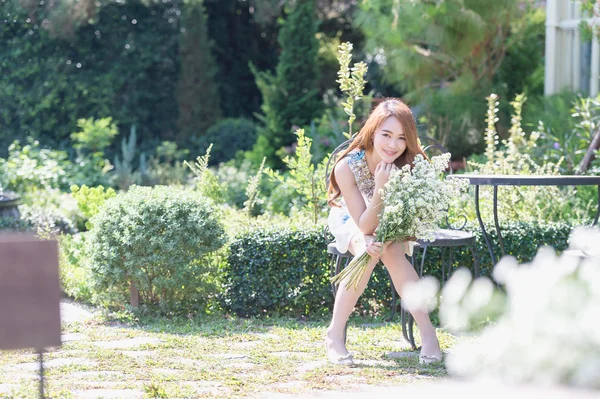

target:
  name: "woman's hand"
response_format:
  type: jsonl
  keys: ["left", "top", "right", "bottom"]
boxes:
{"left": 364, "top": 234, "right": 386, "bottom": 258}
{"left": 374, "top": 161, "right": 393, "bottom": 188}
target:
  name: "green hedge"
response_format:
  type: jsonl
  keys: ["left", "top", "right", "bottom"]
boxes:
{"left": 224, "top": 225, "right": 410, "bottom": 317}
{"left": 222, "top": 221, "right": 574, "bottom": 317}
{"left": 419, "top": 221, "right": 573, "bottom": 280}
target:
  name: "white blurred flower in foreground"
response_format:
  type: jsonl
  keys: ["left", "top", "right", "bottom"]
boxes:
{"left": 440, "top": 226, "right": 600, "bottom": 389}
{"left": 569, "top": 226, "right": 600, "bottom": 257}
{"left": 402, "top": 276, "right": 439, "bottom": 313}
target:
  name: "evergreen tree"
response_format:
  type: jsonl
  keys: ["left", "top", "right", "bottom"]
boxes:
{"left": 204, "top": 0, "right": 280, "bottom": 119}
{"left": 252, "top": 0, "right": 322, "bottom": 168}
{"left": 356, "top": 0, "right": 533, "bottom": 159}
{"left": 176, "top": 0, "right": 221, "bottom": 143}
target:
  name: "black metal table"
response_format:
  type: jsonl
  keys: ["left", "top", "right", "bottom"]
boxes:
{"left": 448, "top": 175, "right": 600, "bottom": 266}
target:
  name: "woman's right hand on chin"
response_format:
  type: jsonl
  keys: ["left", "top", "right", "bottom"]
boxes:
{"left": 374, "top": 161, "right": 393, "bottom": 188}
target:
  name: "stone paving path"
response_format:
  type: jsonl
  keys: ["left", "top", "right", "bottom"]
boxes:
{"left": 3, "top": 304, "right": 584, "bottom": 399}
{"left": 0, "top": 300, "right": 431, "bottom": 399}
{"left": 1, "top": 300, "right": 149, "bottom": 399}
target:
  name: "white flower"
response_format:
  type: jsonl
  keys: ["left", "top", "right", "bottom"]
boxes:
{"left": 377, "top": 153, "right": 468, "bottom": 244}
{"left": 402, "top": 276, "right": 440, "bottom": 312}
{"left": 441, "top": 228, "right": 600, "bottom": 389}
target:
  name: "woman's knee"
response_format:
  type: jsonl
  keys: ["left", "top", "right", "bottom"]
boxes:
{"left": 381, "top": 241, "right": 411, "bottom": 264}
{"left": 386, "top": 241, "right": 410, "bottom": 256}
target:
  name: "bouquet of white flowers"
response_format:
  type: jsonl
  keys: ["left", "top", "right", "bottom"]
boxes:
{"left": 331, "top": 153, "right": 469, "bottom": 290}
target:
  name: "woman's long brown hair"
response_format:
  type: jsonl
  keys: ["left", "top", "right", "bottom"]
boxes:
{"left": 327, "top": 98, "right": 427, "bottom": 207}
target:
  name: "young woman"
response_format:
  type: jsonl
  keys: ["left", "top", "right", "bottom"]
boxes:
{"left": 326, "top": 98, "right": 443, "bottom": 366}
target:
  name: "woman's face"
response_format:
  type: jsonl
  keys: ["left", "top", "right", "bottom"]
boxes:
{"left": 371, "top": 117, "right": 407, "bottom": 163}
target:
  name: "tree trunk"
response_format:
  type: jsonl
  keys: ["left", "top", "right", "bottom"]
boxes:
{"left": 576, "top": 128, "right": 600, "bottom": 174}
{"left": 130, "top": 281, "right": 139, "bottom": 308}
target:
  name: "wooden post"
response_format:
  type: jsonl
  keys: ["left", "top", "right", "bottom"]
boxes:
{"left": 0, "top": 235, "right": 62, "bottom": 350}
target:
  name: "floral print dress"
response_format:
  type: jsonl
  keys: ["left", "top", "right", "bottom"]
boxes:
{"left": 328, "top": 149, "right": 374, "bottom": 253}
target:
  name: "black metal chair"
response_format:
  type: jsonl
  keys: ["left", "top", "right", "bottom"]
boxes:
{"left": 325, "top": 137, "right": 479, "bottom": 350}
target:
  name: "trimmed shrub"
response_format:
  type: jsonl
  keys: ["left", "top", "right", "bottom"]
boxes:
{"left": 420, "top": 221, "right": 573, "bottom": 280}
{"left": 222, "top": 221, "right": 574, "bottom": 317}
{"left": 70, "top": 184, "right": 116, "bottom": 230}
{"left": 222, "top": 224, "right": 396, "bottom": 317}
{"left": 86, "top": 185, "right": 226, "bottom": 313}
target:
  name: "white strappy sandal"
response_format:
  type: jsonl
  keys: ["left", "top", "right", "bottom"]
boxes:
{"left": 419, "top": 352, "right": 443, "bottom": 365}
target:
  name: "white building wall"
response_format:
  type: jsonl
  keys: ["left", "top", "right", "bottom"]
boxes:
{"left": 545, "top": 0, "right": 598, "bottom": 96}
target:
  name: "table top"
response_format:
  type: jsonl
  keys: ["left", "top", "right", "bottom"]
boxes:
{"left": 448, "top": 174, "right": 600, "bottom": 186}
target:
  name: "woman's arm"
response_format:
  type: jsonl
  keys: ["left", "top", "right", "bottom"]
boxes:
{"left": 334, "top": 161, "right": 391, "bottom": 235}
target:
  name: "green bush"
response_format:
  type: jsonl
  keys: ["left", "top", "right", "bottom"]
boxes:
{"left": 420, "top": 221, "right": 573, "bottom": 280}
{"left": 86, "top": 185, "right": 226, "bottom": 313}
{"left": 59, "top": 233, "right": 95, "bottom": 304}
{"left": 222, "top": 221, "right": 574, "bottom": 317}
{"left": 145, "top": 141, "right": 189, "bottom": 186}
{"left": 265, "top": 180, "right": 298, "bottom": 216}
{"left": 213, "top": 161, "right": 255, "bottom": 209}
{"left": 194, "top": 118, "right": 258, "bottom": 166}
{"left": 71, "top": 185, "right": 117, "bottom": 230}
{"left": 0, "top": 139, "right": 73, "bottom": 194}
{"left": 223, "top": 224, "right": 397, "bottom": 317}
{"left": 20, "top": 206, "right": 77, "bottom": 236}
{"left": 71, "top": 117, "right": 119, "bottom": 154}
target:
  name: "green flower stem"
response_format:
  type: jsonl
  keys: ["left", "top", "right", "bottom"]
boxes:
{"left": 330, "top": 251, "right": 371, "bottom": 291}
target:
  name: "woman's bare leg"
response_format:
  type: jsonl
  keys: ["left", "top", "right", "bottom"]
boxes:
{"left": 326, "top": 234, "right": 379, "bottom": 357}
{"left": 381, "top": 241, "right": 442, "bottom": 358}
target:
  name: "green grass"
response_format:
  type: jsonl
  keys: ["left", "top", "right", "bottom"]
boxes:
{"left": 0, "top": 311, "right": 456, "bottom": 398}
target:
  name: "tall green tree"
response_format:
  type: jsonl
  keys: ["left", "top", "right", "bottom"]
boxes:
{"left": 356, "top": 0, "right": 535, "bottom": 159}
{"left": 176, "top": 0, "right": 221, "bottom": 143}
{"left": 357, "top": 0, "right": 522, "bottom": 99}
{"left": 0, "top": 0, "right": 180, "bottom": 155}
{"left": 251, "top": 0, "right": 322, "bottom": 168}
{"left": 204, "top": 0, "right": 280, "bottom": 119}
